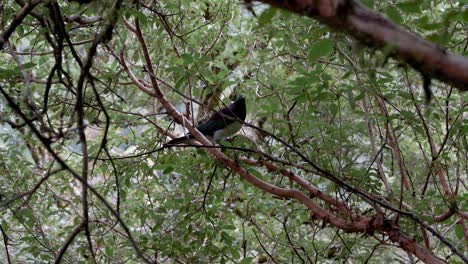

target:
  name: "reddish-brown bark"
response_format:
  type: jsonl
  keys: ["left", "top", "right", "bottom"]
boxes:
{"left": 256, "top": 0, "right": 468, "bottom": 91}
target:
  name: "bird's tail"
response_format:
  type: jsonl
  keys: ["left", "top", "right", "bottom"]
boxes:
{"left": 164, "top": 135, "right": 193, "bottom": 146}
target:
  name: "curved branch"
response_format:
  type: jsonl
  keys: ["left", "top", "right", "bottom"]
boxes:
{"left": 54, "top": 222, "right": 85, "bottom": 264}
{"left": 0, "top": 225, "right": 11, "bottom": 264}
{"left": 240, "top": 157, "right": 354, "bottom": 219}
{"left": 256, "top": 0, "right": 468, "bottom": 91}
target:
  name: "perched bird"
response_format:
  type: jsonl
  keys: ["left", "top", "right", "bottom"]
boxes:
{"left": 166, "top": 94, "right": 246, "bottom": 145}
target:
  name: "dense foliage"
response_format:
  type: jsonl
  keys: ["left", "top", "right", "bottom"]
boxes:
{"left": 0, "top": 0, "right": 466, "bottom": 263}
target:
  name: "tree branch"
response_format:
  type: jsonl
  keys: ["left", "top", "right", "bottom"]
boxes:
{"left": 123, "top": 17, "right": 450, "bottom": 263}
{"left": 255, "top": 0, "right": 468, "bottom": 91}
{"left": 54, "top": 222, "right": 85, "bottom": 264}
{"left": 0, "top": 0, "right": 43, "bottom": 50}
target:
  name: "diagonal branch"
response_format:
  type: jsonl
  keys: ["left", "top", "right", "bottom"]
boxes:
{"left": 0, "top": 0, "right": 43, "bottom": 50}
{"left": 255, "top": 0, "right": 468, "bottom": 91}
{"left": 54, "top": 222, "right": 85, "bottom": 264}
{"left": 0, "top": 224, "right": 11, "bottom": 264}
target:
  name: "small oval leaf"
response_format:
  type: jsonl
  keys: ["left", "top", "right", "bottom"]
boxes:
{"left": 308, "top": 39, "right": 334, "bottom": 62}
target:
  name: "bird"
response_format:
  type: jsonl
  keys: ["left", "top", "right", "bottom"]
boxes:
{"left": 165, "top": 94, "right": 246, "bottom": 145}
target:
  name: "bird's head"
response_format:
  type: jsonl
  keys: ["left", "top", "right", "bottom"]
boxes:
{"left": 235, "top": 93, "right": 245, "bottom": 103}
{"left": 231, "top": 93, "right": 246, "bottom": 121}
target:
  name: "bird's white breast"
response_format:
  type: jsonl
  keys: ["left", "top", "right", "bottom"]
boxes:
{"left": 212, "top": 121, "right": 242, "bottom": 141}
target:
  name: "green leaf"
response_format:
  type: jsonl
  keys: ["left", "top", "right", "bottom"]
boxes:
{"left": 400, "top": 110, "right": 417, "bottom": 123}
{"left": 182, "top": 54, "right": 193, "bottom": 64}
{"left": 175, "top": 75, "right": 188, "bottom": 90}
{"left": 461, "top": 8, "right": 468, "bottom": 22}
{"left": 360, "top": 0, "right": 374, "bottom": 8}
{"left": 330, "top": 103, "right": 338, "bottom": 117}
{"left": 1, "top": 220, "right": 8, "bottom": 232}
{"left": 258, "top": 8, "right": 277, "bottom": 26}
{"left": 105, "top": 246, "right": 115, "bottom": 256}
{"left": 461, "top": 124, "right": 468, "bottom": 135}
{"left": 40, "top": 254, "right": 53, "bottom": 261}
{"left": 240, "top": 257, "right": 254, "bottom": 264}
{"left": 22, "top": 62, "right": 36, "bottom": 69}
{"left": 247, "top": 167, "right": 263, "bottom": 178}
{"left": 308, "top": 39, "right": 334, "bottom": 62}
{"left": 455, "top": 224, "right": 463, "bottom": 239}
{"left": 163, "top": 165, "right": 174, "bottom": 174}
{"left": 231, "top": 248, "right": 241, "bottom": 259}
{"left": 397, "top": 0, "right": 422, "bottom": 13}
{"left": 460, "top": 194, "right": 468, "bottom": 211}
{"left": 0, "top": 68, "right": 20, "bottom": 78}
{"left": 385, "top": 6, "right": 403, "bottom": 24}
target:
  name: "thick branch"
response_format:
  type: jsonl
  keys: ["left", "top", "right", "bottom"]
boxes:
{"left": 0, "top": 0, "right": 43, "bottom": 51}
{"left": 240, "top": 157, "right": 354, "bottom": 219}
{"left": 256, "top": 0, "right": 468, "bottom": 91}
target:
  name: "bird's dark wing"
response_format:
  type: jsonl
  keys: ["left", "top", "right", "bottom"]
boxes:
{"left": 195, "top": 99, "right": 240, "bottom": 135}
{"left": 209, "top": 100, "right": 244, "bottom": 121}
{"left": 195, "top": 118, "right": 230, "bottom": 136}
